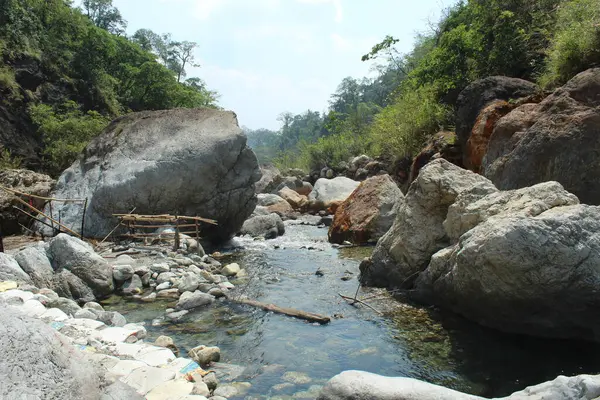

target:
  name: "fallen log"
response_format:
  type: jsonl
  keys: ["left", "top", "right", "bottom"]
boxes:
{"left": 230, "top": 297, "right": 330, "bottom": 324}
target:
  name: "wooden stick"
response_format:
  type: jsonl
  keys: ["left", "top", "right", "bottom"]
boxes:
{"left": 0, "top": 185, "right": 86, "bottom": 202}
{"left": 115, "top": 214, "right": 217, "bottom": 225}
{"left": 81, "top": 198, "right": 88, "bottom": 239}
{"left": 98, "top": 207, "right": 137, "bottom": 246}
{"left": 13, "top": 206, "right": 60, "bottom": 233}
{"left": 173, "top": 219, "right": 180, "bottom": 252}
{"left": 13, "top": 197, "right": 81, "bottom": 238}
{"left": 121, "top": 223, "right": 200, "bottom": 229}
{"left": 230, "top": 297, "right": 330, "bottom": 324}
{"left": 338, "top": 293, "right": 383, "bottom": 315}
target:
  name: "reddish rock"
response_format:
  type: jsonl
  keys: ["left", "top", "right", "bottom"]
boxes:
{"left": 328, "top": 175, "right": 402, "bottom": 245}
{"left": 409, "top": 132, "right": 462, "bottom": 183}
{"left": 465, "top": 100, "right": 515, "bottom": 173}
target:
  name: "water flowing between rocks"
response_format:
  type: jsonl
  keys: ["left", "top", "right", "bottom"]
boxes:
{"left": 104, "top": 221, "right": 600, "bottom": 399}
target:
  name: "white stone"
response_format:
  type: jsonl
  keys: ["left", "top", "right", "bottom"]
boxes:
{"left": 121, "top": 366, "right": 176, "bottom": 395}
{"left": 146, "top": 378, "right": 194, "bottom": 400}
{"left": 92, "top": 327, "right": 139, "bottom": 344}
{"left": 110, "top": 360, "right": 146, "bottom": 377}
{"left": 221, "top": 263, "right": 240, "bottom": 277}
{"left": 40, "top": 308, "right": 69, "bottom": 322}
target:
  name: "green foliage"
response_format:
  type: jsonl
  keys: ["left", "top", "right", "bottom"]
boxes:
{"left": 0, "top": 148, "right": 23, "bottom": 170}
{"left": 29, "top": 101, "right": 110, "bottom": 175}
{"left": 540, "top": 0, "right": 600, "bottom": 87}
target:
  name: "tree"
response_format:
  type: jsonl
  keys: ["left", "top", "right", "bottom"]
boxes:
{"left": 170, "top": 41, "right": 199, "bottom": 83}
{"left": 81, "top": 0, "right": 127, "bottom": 35}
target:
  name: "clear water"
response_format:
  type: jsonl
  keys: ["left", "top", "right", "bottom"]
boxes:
{"left": 104, "top": 222, "right": 600, "bottom": 399}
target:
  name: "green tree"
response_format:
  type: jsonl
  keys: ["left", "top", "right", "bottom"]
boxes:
{"left": 82, "top": 0, "right": 127, "bottom": 35}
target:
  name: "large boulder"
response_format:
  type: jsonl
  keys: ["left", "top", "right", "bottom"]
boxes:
{"left": 277, "top": 186, "right": 308, "bottom": 210}
{"left": 255, "top": 164, "right": 282, "bottom": 194}
{"left": 0, "top": 169, "right": 55, "bottom": 235}
{"left": 239, "top": 213, "right": 285, "bottom": 239}
{"left": 0, "top": 253, "right": 31, "bottom": 283}
{"left": 409, "top": 131, "right": 461, "bottom": 184}
{"left": 361, "top": 160, "right": 497, "bottom": 288}
{"left": 47, "top": 234, "right": 113, "bottom": 299}
{"left": 416, "top": 204, "right": 600, "bottom": 341}
{"left": 37, "top": 108, "right": 261, "bottom": 243}
{"left": 317, "top": 370, "right": 479, "bottom": 400}
{"left": 318, "top": 370, "right": 600, "bottom": 400}
{"left": 13, "top": 244, "right": 55, "bottom": 288}
{"left": 328, "top": 175, "right": 402, "bottom": 245}
{"left": 483, "top": 68, "right": 600, "bottom": 205}
{"left": 257, "top": 193, "right": 295, "bottom": 218}
{"left": 0, "top": 307, "right": 102, "bottom": 399}
{"left": 308, "top": 177, "right": 360, "bottom": 212}
{"left": 455, "top": 76, "right": 539, "bottom": 164}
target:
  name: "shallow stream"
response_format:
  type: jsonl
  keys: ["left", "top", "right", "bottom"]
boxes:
{"left": 104, "top": 222, "right": 600, "bottom": 399}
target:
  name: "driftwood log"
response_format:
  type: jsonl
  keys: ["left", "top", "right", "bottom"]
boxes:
{"left": 231, "top": 297, "right": 330, "bottom": 324}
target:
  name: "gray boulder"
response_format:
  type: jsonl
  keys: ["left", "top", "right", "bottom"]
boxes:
{"left": 47, "top": 297, "right": 82, "bottom": 316}
{"left": 309, "top": 177, "right": 360, "bottom": 211}
{"left": 362, "top": 159, "right": 497, "bottom": 288}
{"left": 121, "top": 274, "right": 143, "bottom": 295}
{"left": 47, "top": 234, "right": 113, "bottom": 299}
{"left": 255, "top": 164, "right": 282, "bottom": 194}
{"left": 0, "top": 253, "right": 32, "bottom": 283}
{"left": 37, "top": 108, "right": 261, "bottom": 243}
{"left": 317, "top": 370, "right": 479, "bottom": 400}
{"left": 416, "top": 204, "right": 600, "bottom": 341}
{"left": 14, "top": 245, "right": 52, "bottom": 286}
{"left": 55, "top": 269, "right": 96, "bottom": 303}
{"left": 505, "top": 374, "right": 600, "bottom": 399}
{"left": 239, "top": 213, "right": 285, "bottom": 239}
{"left": 112, "top": 264, "right": 134, "bottom": 282}
{"left": 0, "top": 307, "right": 102, "bottom": 400}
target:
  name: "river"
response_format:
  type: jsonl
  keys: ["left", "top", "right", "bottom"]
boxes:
{"left": 104, "top": 220, "right": 600, "bottom": 399}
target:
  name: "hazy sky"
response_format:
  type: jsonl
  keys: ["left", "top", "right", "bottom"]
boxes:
{"left": 112, "top": 0, "right": 456, "bottom": 130}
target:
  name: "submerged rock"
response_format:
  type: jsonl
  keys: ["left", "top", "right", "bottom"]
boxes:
{"left": 176, "top": 291, "right": 215, "bottom": 310}
{"left": 189, "top": 345, "right": 221, "bottom": 366}
{"left": 37, "top": 108, "right": 261, "bottom": 243}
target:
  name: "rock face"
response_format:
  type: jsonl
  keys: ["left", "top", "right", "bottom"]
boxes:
{"left": 0, "top": 253, "right": 32, "bottom": 283}
{"left": 239, "top": 213, "right": 285, "bottom": 239}
{"left": 328, "top": 175, "right": 402, "bottom": 245}
{"left": 47, "top": 234, "right": 114, "bottom": 299}
{"left": 483, "top": 68, "right": 600, "bottom": 205}
{"left": 255, "top": 164, "right": 282, "bottom": 194}
{"left": 0, "top": 307, "right": 101, "bottom": 400}
{"left": 409, "top": 131, "right": 461, "bottom": 184}
{"left": 308, "top": 177, "right": 360, "bottom": 211}
{"left": 416, "top": 204, "right": 600, "bottom": 341}
{"left": 317, "top": 370, "right": 479, "bottom": 400}
{"left": 455, "top": 76, "right": 539, "bottom": 158}
{"left": 0, "top": 169, "right": 55, "bottom": 235}
{"left": 38, "top": 108, "right": 261, "bottom": 243}
{"left": 318, "top": 370, "right": 600, "bottom": 400}
{"left": 362, "top": 160, "right": 496, "bottom": 288}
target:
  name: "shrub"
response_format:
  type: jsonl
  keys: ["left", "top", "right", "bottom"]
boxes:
{"left": 0, "top": 147, "right": 23, "bottom": 170}
{"left": 540, "top": 0, "right": 600, "bottom": 87}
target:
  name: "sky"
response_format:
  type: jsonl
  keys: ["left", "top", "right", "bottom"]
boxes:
{"left": 111, "top": 0, "right": 456, "bottom": 130}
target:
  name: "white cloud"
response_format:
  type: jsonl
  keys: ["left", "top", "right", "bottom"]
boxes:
{"left": 296, "top": 0, "right": 343, "bottom": 23}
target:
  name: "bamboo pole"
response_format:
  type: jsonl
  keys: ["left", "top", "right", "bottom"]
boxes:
{"left": 81, "top": 198, "right": 88, "bottom": 239}
{"left": 0, "top": 185, "right": 86, "bottom": 202}
{"left": 97, "top": 207, "right": 137, "bottom": 246}
{"left": 195, "top": 220, "right": 200, "bottom": 243}
{"left": 13, "top": 206, "right": 59, "bottom": 232}
{"left": 173, "top": 219, "right": 180, "bottom": 252}
{"left": 122, "top": 223, "right": 200, "bottom": 229}
{"left": 230, "top": 297, "right": 330, "bottom": 324}
{"left": 338, "top": 293, "right": 383, "bottom": 315}
{"left": 13, "top": 197, "right": 81, "bottom": 238}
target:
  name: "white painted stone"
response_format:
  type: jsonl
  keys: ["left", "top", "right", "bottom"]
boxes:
{"left": 114, "top": 342, "right": 144, "bottom": 358}
{"left": 135, "top": 346, "right": 176, "bottom": 367}
{"left": 121, "top": 366, "right": 176, "bottom": 395}
{"left": 110, "top": 360, "right": 146, "bottom": 377}
{"left": 40, "top": 308, "right": 69, "bottom": 322}
{"left": 92, "top": 327, "right": 139, "bottom": 344}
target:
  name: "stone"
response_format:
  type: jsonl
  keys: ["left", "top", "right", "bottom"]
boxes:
{"left": 0, "top": 169, "right": 55, "bottom": 235}
{"left": 83, "top": 301, "right": 104, "bottom": 311}
{"left": 317, "top": 370, "right": 480, "bottom": 400}
{"left": 213, "top": 382, "right": 251, "bottom": 398}
{"left": 13, "top": 244, "right": 54, "bottom": 288}
{"left": 192, "top": 381, "right": 211, "bottom": 396}
{"left": 444, "top": 181, "right": 579, "bottom": 242}
{"left": 156, "top": 281, "right": 172, "bottom": 291}
{"left": 113, "top": 264, "right": 135, "bottom": 282}
{"left": 255, "top": 164, "right": 283, "bottom": 193}
{"left": 361, "top": 159, "right": 497, "bottom": 288}
{"left": 416, "top": 204, "right": 600, "bottom": 341}
{"left": 134, "top": 265, "right": 150, "bottom": 276}
{"left": 278, "top": 186, "right": 308, "bottom": 210}
{"left": 455, "top": 75, "right": 539, "bottom": 161}
{"left": 176, "top": 291, "right": 215, "bottom": 310}
{"left": 308, "top": 177, "right": 360, "bottom": 211}
{"left": 151, "top": 263, "right": 171, "bottom": 273}
{"left": 96, "top": 311, "right": 127, "bottom": 327}
{"left": 0, "top": 281, "right": 17, "bottom": 292}
{"left": 47, "top": 297, "right": 81, "bottom": 316}
{"left": 505, "top": 374, "right": 600, "bottom": 400}
{"left": 157, "top": 271, "right": 176, "bottom": 285}
{"left": 55, "top": 269, "right": 96, "bottom": 303}
{"left": 165, "top": 310, "right": 189, "bottom": 321}
{"left": 141, "top": 292, "right": 157, "bottom": 302}
{"left": 178, "top": 273, "right": 201, "bottom": 293}
{"left": 483, "top": 68, "right": 600, "bottom": 205}
{"left": 329, "top": 175, "right": 402, "bottom": 245}
{"left": 221, "top": 263, "right": 240, "bottom": 277}
{"left": 75, "top": 309, "right": 98, "bottom": 320}
{"left": 122, "top": 274, "right": 143, "bottom": 295}
{"left": 208, "top": 287, "right": 227, "bottom": 298}
{"left": 257, "top": 193, "right": 295, "bottom": 218}
{"left": 121, "top": 366, "right": 176, "bottom": 395}
{"left": 282, "top": 371, "right": 312, "bottom": 384}
{"left": 0, "top": 253, "right": 31, "bottom": 283}
{"left": 188, "top": 345, "right": 221, "bottom": 366}
{"left": 146, "top": 378, "right": 194, "bottom": 400}
{"left": 141, "top": 272, "right": 151, "bottom": 287}
{"left": 155, "top": 335, "right": 175, "bottom": 348}
{"left": 114, "top": 254, "right": 136, "bottom": 265}
{"left": 37, "top": 109, "right": 261, "bottom": 243}
{"left": 202, "top": 372, "right": 219, "bottom": 391}
{"left": 47, "top": 234, "right": 113, "bottom": 298}
{"left": 157, "top": 288, "right": 180, "bottom": 299}
{"left": 409, "top": 131, "right": 461, "bottom": 183}
{"left": 0, "top": 307, "right": 102, "bottom": 399}
{"left": 240, "top": 213, "right": 285, "bottom": 239}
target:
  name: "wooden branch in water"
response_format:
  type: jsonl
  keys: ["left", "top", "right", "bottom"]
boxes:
{"left": 338, "top": 293, "right": 383, "bottom": 315}
{"left": 231, "top": 297, "right": 331, "bottom": 324}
